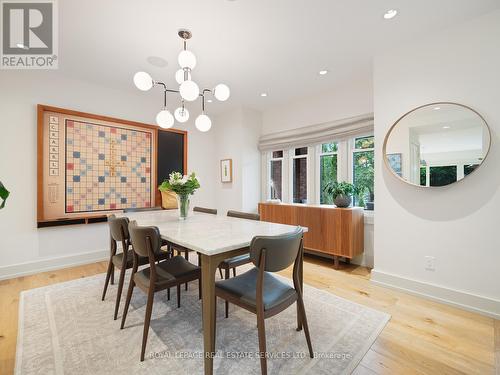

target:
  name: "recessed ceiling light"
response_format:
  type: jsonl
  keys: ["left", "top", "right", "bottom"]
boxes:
{"left": 383, "top": 9, "right": 398, "bottom": 19}
{"left": 319, "top": 70, "right": 328, "bottom": 76}
{"left": 260, "top": 93, "right": 267, "bottom": 97}
{"left": 434, "top": 106, "right": 441, "bottom": 110}
{"left": 207, "top": 99, "right": 213, "bottom": 103}
{"left": 443, "top": 125, "right": 451, "bottom": 129}
{"left": 146, "top": 56, "right": 168, "bottom": 68}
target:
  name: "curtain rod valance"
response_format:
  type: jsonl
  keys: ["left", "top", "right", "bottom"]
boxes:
{"left": 258, "top": 113, "right": 374, "bottom": 151}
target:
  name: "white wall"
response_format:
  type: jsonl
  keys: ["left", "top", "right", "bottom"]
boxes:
{"left": 213, "top": 107, "right": 262, "bottom": 214}
{"left": 372, "top": 10, "right": 500, "bottom": 318}
{"left": 0, "top": 71, "right": 216, "bottom": 279}
{"left": 262, "top": 76, "right": 373, "bottom": 135}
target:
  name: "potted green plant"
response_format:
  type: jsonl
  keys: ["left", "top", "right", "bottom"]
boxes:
{"left": 323, "top": 181, "right": 358, "bottom": 208}
{"left": 159, "top": 172, "right": 200, "bottom": 220}
{"left": 0, "top": 181, "right": 9, "bottom": 209}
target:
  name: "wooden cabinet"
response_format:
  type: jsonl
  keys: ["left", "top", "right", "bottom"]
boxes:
{"left": 258, "top": 202, "right": 364, "bottom": 267}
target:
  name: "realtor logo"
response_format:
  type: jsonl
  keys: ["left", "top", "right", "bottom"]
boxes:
{"left": 1, "top": 0, "right": 58, "bottom": 69}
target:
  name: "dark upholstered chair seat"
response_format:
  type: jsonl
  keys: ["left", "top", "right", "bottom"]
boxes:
{"left": 219, "top": 253, "right": 251, "bottom": 269}
{"left": 134, "top": 255, "right": 200, "bottom": 289}
{"left": 216, "top": 267, "right": 296, "bottom": 310}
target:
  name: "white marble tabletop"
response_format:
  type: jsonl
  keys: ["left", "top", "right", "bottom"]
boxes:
{"left": 117, "top": 210, "right": 307, "bottom": 256}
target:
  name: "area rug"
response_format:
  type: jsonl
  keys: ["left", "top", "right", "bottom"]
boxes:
{"left": 15, "top": 269, "right": 390, "bottom": 374}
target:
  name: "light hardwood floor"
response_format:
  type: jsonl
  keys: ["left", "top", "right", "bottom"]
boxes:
{"left": 0, "top": 256, "right": 497, "bottom": 375}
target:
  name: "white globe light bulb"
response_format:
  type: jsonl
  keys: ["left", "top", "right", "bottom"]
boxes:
{"left": 174, "top": 107, "right": 190, "bottom": 123}
{"left": 175, "top": 69, "right": 192, "bottom": 84}
{"left": 178, "top": 50, "right": 197, "bottom": 70}
{"left": 179, "top": 80, "right": 200, "bottom": 102}
{"left": 214, "top": 84, "right": 230, "bottom": 101}
{"left": 156, "top": 109, "right": 174, "bottom": 128}
{"left": 133, "top": 71, "right": 153, "bottom": 91}
{"left": 195, "top": 114, "right": 212, "bottom": 132}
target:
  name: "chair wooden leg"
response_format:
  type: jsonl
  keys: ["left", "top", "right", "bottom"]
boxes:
{"left": 184, "top": 250, "right": 189, "bottom": 291}
{"left": 177, "top": 284, "right": 181, "bottom": 308}
{"left": 110, "top": 264, "right": 115, "bottom": 285}
{"left": 218, "top": 267, "right": 223, "bottom": 279}
{"left": 256, "top": 312, "right": 268, "bottom": 375}
{"left": 232, "top": 267, "right": 236, "bottom": 277}
{"left": 113, "top": 266, "right": 126, "bottom": 320}
{"left": 101, "top": 259, "right": 113, "bottom": 301}
{"left": 297, "top": 293, "right": 314, "bottom": 358}
{"left": 198, "top": 276, "right": 202, "bottom": 300}
{"left": 140, "top": 288, "right": 155, "bottom": 362}
{"left": 167, "top": 288, "right": 170, "bottom": 301}
{"left": 225, "top": 267, "right": 230, "bottom": 318}
{"left": 120, "top": 276, "right": 135, "bottom": 329}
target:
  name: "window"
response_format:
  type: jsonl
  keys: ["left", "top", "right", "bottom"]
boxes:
{"left": 264, "top": 133, "right": 375, "bottom": 209}
{"left": 319, "top": 142, "right": 338, "bottom": 204}
{"left": 269, "top": 150, "right": 283, "bottom": 200}
{"left": 429, "top": 166, "right": 457, "bottom": 186}
{"left": 464, "top": 164, "right": 479, "bottom": 176}
{"left": 352, "top": 136, "right": 374, "bottom": 207}
{"left": 292, "top": 147, "right": 308, "bottom": 203}
{"left": 420, "top": 166, "right": 427, "bottom": 186}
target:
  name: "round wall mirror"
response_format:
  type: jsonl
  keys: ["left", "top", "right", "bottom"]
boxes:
{"left": 383, "top": 102, "right": 491, "bottom": 187}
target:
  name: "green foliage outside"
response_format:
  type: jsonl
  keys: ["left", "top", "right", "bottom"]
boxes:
{"left": 355, "top": 136, "right": 375, "bottom": 149}
{"left": 320, "top": 154, "right": 337, "bottom": 204}
{"left": 0, "top": 181, "right": 9, "bottom": 209}
{"left": 353, "top": 150, "right": 374, "bottom": 207}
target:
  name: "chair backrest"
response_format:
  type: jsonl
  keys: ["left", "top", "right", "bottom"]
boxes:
{"left": 128, "top": 220, "right": 162, "bottom": 258}
{"left": 108, "top": 214, "right": 130, "bottom": 242}
{"left": 249, "top": 227, "right": 303, "bottom": 272}
{"left": 227, "top": 210, "right": 260, "bottom": 221}
{"left": 193, "top": 206, "right": 217, "bottom": 215}
{"left": 123, "top": 206, "right": 162, "bottom": 213}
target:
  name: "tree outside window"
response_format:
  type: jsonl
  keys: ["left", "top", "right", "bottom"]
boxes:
{"left": 319, "top": 143, "right": 338, "bottom": 204}
{"left": 353, "top": 136, "right": 374, "bottom": 209}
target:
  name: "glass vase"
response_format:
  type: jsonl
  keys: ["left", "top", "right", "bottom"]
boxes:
{"left": 176, "top": 193, "right": 190, "bottom": 220}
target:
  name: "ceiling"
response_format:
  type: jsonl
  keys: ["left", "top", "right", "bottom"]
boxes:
{"left": 58, "top": 0, "right": 500, "bottom": 115}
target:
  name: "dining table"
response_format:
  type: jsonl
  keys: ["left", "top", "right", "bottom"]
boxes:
{"left": 118, "top": 209, "right": 307, "bottom": 375}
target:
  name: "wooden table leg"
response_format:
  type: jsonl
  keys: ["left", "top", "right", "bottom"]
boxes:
{"left": 201, "top": 254, "right": 218, "bottom": 375}
{"left": 297, "top": 237, "right": 304, "bottom": 331}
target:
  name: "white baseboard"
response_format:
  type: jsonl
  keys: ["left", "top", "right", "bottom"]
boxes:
{"left": 0, "top": 249, "right": 108, "bottom": 281}
{"left": 371, "top": 269, "right": 500, "bottom": 319}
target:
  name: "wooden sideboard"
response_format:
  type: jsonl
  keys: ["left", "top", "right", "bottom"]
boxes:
{"left": 258, "top": 202, "right": 364, "bottom": 268}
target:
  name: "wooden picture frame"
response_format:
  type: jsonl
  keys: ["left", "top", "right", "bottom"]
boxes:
{"left": 37, "top": 104, "right": 187, "bottom": 226}
{"left": 220, "top": 159, "right": 232, "bottom": 183}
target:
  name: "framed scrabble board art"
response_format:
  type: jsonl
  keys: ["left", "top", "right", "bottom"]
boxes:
{"left": 37, "top": 105, "right": 187, "bottom": 227}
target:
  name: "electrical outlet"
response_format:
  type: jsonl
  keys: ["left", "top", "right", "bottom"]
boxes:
{"left": 425, "top": 256, "right": 436, "bottom": 271}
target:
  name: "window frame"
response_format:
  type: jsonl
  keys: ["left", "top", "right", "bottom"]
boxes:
{"left": 289, "top": 146, "right": 311, "bottom": 204}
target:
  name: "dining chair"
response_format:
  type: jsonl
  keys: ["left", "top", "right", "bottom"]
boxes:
{"left": 219, "top": 210, "right": 260, "bottom": 317}
{"left": 101, "top": 214, "right": 171, "bottom": 320}
{"left": 193, "top": 206, "right": 218, "bottom": 215}
{"left": 121, "top": 220, "right": 202, "bottom": 361}
{"left": 215, "top": 227, "right": 314, "bottom": 374}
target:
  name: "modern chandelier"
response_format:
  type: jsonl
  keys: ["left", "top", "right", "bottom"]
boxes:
{"left": 133, "top": 29, "right": 230, "bottom": 132}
